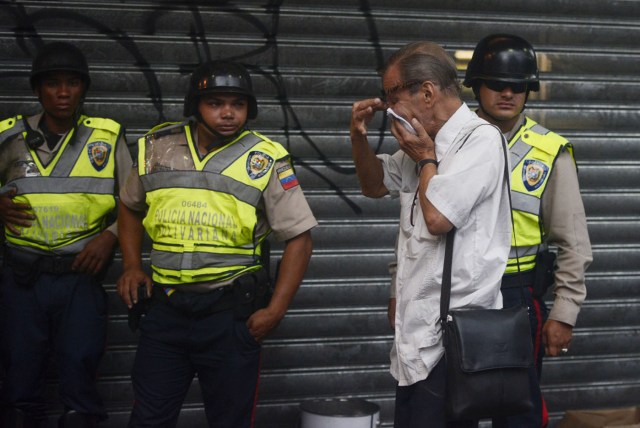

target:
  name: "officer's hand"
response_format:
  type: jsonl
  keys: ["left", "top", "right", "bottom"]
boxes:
{"left": 387, "top": 297, "right": 396, "bottom": 330}
{"left": 117, "top": 268, "right": 152, "bottom": 309}
{"left": 246, "top": 307, "right": 283, "bottom": 343}
{"left": 350, "top": 98, "right": 386, "bottom": 138}
{"left": 542, "top": 319, "right": 573, "bottom": 357}
{"left": 0, "top": 188, "right": 35, "bottom": 235}
{"left": 392, "top": 115, "right": 436, "bottom": 162}
{"left": 73, "top": 230, "right": 117, "bottom": 275}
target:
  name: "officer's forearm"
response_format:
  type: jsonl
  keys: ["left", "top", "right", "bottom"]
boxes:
{"left": 268, "top": 230, "right": 313, "bottom": 318}
{"left": 118, "top": 202, "right": 145, "bottom": 270}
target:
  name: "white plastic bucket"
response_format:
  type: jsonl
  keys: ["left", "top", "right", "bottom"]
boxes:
{"left": 300, "top": 398, "right": 380, "bottom": 428}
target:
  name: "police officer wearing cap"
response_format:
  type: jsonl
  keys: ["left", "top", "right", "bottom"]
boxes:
{"left": 0, "top": 42, "right": 132, "bottom": 427}
{"left": 463, "top": 34, "right": 593, "bottom": 427}
{"left": 116, "top": 60, "right": 317, "bottom": 427}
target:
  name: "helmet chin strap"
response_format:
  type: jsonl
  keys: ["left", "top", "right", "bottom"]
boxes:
{"left": 194, "top": 113, "right": 246, "bottom": 151}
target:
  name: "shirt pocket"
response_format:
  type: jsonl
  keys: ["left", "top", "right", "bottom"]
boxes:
{"left": 401, "top": 297, "right": 441, "bottom": 350}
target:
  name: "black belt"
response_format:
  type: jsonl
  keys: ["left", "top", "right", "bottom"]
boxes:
{"left": 501, "top": 270, "right": 535, "bottom": 289}
{"left": 4, "top": 247, "right": 77, "bottom": 274}
{"left": 151, "top": 268, "right": 271, "bottom": 320}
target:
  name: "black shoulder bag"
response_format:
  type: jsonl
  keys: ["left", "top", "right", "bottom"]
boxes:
{"left": 440, "top": 131, "right": 534, "bottom": 420}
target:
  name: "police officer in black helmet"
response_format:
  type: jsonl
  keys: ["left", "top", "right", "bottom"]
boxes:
{"left": 464, "top": 34, "right": 592, "bottom": 427}
{"left": 116, "top": 60, "right": 316, "bottom": 427}
{"left": 0, "top": 42, "right": 132, "bottom": 427}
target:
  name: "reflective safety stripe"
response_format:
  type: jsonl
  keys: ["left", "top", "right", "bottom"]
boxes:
{"left": 141, "top": 171, "right": 262, "bottom": 208}
{"left": 201, "top": 133, "right": 263, "bottom": 174}
{"left": 151, "top": 248, "right": 257, "bottom": 271}
{"left": 151, "top": 264, "right": 259, "bottom": 284}
{"left": 59, "top": 233, "right": 100, "bottom": 254}
{"left": 509, "top": 243, "right": 547, "bottom": 260}
{"left": 51, "top": 124, "right": 93, "bottom": 176}
{"left": 511, "top": 190, "right": 540, "bottom": 216}
{"left": 529, "top": 124, "right": 549, "bottom": 135}
{"left": 509, "top": 137, "right": 532, "bottom": 173}
{"left": 14, "top": 177, "right": 115, "bottom": 195}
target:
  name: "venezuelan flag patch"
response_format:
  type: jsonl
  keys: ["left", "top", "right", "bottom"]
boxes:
{"left": 277, "top": 164, "right": 299, "bottom": 190}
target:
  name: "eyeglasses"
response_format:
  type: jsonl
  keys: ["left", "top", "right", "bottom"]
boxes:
{"left": 410, "top": 187, "right": 419, "bottom": 227}
{"left": 484, "top": 80, "right": 528, "bottom": 94}
{"left": 381, "top": 79, "right": 424, "bottom": 101}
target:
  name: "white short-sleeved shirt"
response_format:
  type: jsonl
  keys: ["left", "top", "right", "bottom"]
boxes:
{"left": 378, "top": 103, "right": 512, "bottom": 386}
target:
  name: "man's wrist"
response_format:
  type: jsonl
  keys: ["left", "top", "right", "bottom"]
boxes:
{"left": 416, "top": 158, "right": 438, "bottom": 175}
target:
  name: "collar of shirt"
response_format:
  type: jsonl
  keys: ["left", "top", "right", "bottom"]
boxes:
{"left": 433, "top": 103, "right": 474, "bottom": 161}
{"left": 29, "top": 112, "right": 62, "bottom": 157}
{"left": 503, "top": 113, "right": 527, "bottom": 142}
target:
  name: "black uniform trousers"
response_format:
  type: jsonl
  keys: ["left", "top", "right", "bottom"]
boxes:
{"left": 0, "top": 266, "right": 108, "bottom": 420}
{"left": 493, "top": 285, "right": 547, "bottom": 428}
{"left": 128, "top": 288, "right": 262, "bottom": 428}
{"left": 394, "top": 357, "right": 478, "bottom": 428}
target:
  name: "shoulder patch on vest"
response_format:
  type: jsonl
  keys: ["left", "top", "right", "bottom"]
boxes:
{"left": 522, "top": 159, "right": 549, "bottom": 191}
{"left": 277, "top": 164, "right": 299, "bottom": 190}
{"left": 87, "top": 141, "right": 112, "bottom": 171}
{"left": 246, "top": 150, "right": 274, "bottom": 180}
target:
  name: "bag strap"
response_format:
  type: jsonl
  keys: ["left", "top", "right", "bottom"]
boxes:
{"left": 439, "top": 125, "right": 524, "bottom": 324}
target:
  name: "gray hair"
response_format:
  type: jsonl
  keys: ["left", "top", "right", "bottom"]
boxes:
{"left": 384, "top": 41, "right": 461, "bottom": 98}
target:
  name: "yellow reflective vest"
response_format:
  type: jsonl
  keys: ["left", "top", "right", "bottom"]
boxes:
{"left": 138, "top": 122, "right": 290, "bottom": 285}
{"left": 0, "top": 115, "right": 121, "bottom": 253}
{"left": 506, "top": 117, "right": 574, "bottom": 274}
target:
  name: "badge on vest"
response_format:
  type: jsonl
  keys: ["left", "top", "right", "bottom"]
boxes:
{"left": 522, "top": 159, "right": 549, "bottom": 191}
{"left": 87, "top": 141, "right": 112, "bottom": 171}
{"left": 246, "top": 151, "right": 274, "bottom": 180}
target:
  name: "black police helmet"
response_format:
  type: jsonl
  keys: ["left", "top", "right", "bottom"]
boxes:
{"left": 183, "top": 61, "right": 258, "bottom": 120}
{"left": 463, "top": 34, "right": 539, "bottom": 92}
{"left": 30, "top": 42, "right": 91, "bottom": 90}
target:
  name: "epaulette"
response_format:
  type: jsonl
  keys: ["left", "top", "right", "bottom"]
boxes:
{"left": 82, "top": 117, "right": 121, "bottom": 135}
{"left": 0, "top": 115, "right": 22, "bottom": 133}
{"left": 521, "top": 120, "right": 570, "bottom": 157}
{"left": 0, "top": 115, "right": 24, "bottom": 147}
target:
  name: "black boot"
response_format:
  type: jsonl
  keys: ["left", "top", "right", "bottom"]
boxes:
{"left": 0, "top": 405, "right": 40, "bottom": 428}
{"left": 57, "top": 410, "right": 101, "bottom": 428}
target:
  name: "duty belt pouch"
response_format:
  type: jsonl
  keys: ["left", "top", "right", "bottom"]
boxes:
{"left": 532, "top": 250, "right": 557, "bottom": 298}
{"left": 232, "top": 268, "right": 272, "bottom": 320}
{"left": 128, "top": 285, "right": 153, "bottom": 332}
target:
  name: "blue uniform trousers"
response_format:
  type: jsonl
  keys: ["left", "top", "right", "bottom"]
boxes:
{"left": 493, "top": 285, "right": 548, "bottom": 428}
{"left": 0, "top": 266, "right": 108, "bottom": 420}
{"left": 128, "top": 289, "right": 262, "bottom": 428}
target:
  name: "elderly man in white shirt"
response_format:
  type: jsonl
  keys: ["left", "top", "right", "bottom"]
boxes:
{"left": 350, "top": 41, "right": 511, "bottom": 427}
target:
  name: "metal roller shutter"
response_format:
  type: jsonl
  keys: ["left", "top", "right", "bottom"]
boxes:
{"left": 0, "top": 1, "right": 638, "bottom": 426}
